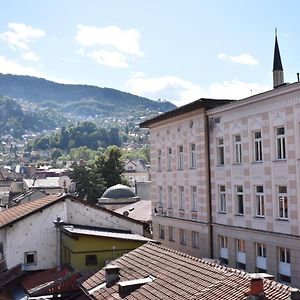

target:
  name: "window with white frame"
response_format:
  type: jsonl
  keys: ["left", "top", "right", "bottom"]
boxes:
{"left": 255, "top": 185, "right": 265, "bottom": 217}
{"left": 192, "top": 231, "right": 199, "bottom": 248}
{"left": 168, "top": 186, "right": 173, "bottom": 209}
{"left": 276, "top": 127, "right": 286, "bottom": 160}
{"left": 178, "top": 145, "right": 184, "bottom": 170}
{"left": 190, "top": 143, "right": 196, "bottom": 168}
{"left": 179, "top": 229, "right": 186, "bottom": 245}
{"left": 219, "top": 185, "right": 226, "bottom": 213}
{"left": 191, "top": 186, "right": 197, "bottom": 212}
{"left": 234, "top": 134, "right": 242, "bottom": 163}
{"left": 157, "top": 149, "right": 162, "bottom": 171}
{"left": 167, "top": 148, "right": 172, "bottom": 171}
{"left": 158, "top": 186, "right": 163, "bottom": 203}
{"left": 236, "top": 186, "right": 244, "bottom": 215}
{"left": 256, "top": 242, "right": 267, "bottom": 272}
{"left": 179, "top": 186, "right": 184, "bottom": 210}
{"left": 254, "top": 131, "right": 263, "bottom": 162}
{"left": 219, "top": 236, "right": 228, "bottom": 265}
{"left": 169, "top": 226, "right": 175, "bottom": 242}
{"left": 236, "top": 239, "right": 246, "bottom": 269}
{"left": 217, "top": 138, "right": 225, "bottom": 165}
{"left": 24, "top": 251, "right": 37, "bottom": 265}
{"left": 159, "top": 225, "right": 165, "bottom": 239}
{"left": 279, "top": 247, "right": 291, "bottom": 283}
{"left": 278, "top": 186, "right": 288, "bottom": 219}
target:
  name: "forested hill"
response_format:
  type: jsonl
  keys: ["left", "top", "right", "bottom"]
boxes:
{"left": 0, "top": 74, "right": 175, "bottom": 117}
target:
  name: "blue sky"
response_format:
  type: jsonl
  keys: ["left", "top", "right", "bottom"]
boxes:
{"left": 1, "top": 0, "right": 299, "bottom": 106}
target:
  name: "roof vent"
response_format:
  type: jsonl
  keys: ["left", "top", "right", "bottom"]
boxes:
{"left": 104, "top": 264, "right": 120, "bottom": 287}
{"left": 118, "top": 276, "right": 155, "bottom": 297}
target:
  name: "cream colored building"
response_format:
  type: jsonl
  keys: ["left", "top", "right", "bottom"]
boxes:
{"left": 140, "top": 100, "right": 231, "bottom": 258}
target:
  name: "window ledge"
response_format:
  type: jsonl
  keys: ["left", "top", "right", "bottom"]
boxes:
{"left": 216, "top": 164, "right": 225, "bottom": 167}
{"left": 218, "top": 211, "right": 227, "bottom": 214}
{"left": 234, "top": 214, "right": 244, "bottom": 217}
{"left": 232, "top": 163, "right": 243, "bottom": 166}
{"left": 251, "top": 161, "right": 263, "bottom": 165}
{"left": 254, "top": 215, "right": 265, "bottom": 219}
{"left": 276, "top": 218, "right": 289, "bottom": 222}
{"left": 272, "top": 159, "right": 287, "bottom": 163}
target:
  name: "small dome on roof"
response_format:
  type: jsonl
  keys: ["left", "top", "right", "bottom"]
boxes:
{"left": 101, "top": 184, "right": 135, "bottom": 199}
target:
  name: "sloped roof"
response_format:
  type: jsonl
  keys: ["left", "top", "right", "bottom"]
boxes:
{"left": 24, "top": 177, "right": 60, "bottom": 188}
{"left": 80, "top": 242, "right": 294, "bottom": 300}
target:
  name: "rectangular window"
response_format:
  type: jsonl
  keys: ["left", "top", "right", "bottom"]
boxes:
{"left": 255, "top": 185, "right": 265, "bottom": 217}
{"left": 234, "top": 134, "right": 242, "bottom": 163}
{"left": 278, "top": 186, "right": 288, "bottom": 219}
{"left": 219, "top": 185, "right": 226, "bottom": 213}
{"left": 276, "top": 127, "right": 286, "bottom": 160}
{"left": 179, "top": 229, "right": 186, "bottom": 245}
{"left": 167, "top": 148, "right": 172, "bottom": 171}
{"left": 219, "top": 236, "right": 228, "bottom": 265}
{"left": 236, "top": 239, "right": 246, "bottom": 270}
{"left": 279, "top": 247, "right": 291, "bottom": 283}
{"left": 157, "top": 149, "right": 162, "bottom": 171}
{"left": 159, "top": 225, "right": 165, "bottom": 240}
{"left": 191, "top": 186, "right": 197, "bottom": 212}
{"left": 256, "top": 243, "right": 267, "bottom": 272}
{"left": 236, "top": 186, "right": 244, "bottom": 215}
{"left": 86, "top": 254, "right": 97, "bottom": 266}
{"left": 24, "top": 251, "right": 37, "bottom": 265}
{"left": 190, "top": 143, "right": 196, "bottom": 169}
{"left": 254, "top": 131, "right": 263, "bottom": 162}
{"left": 178, "top": 145, "right": 184, "bottom": 170}
{"left": 158, "top": 186, "right": 163, "bottom": 203}
{"left": 217, "top": 138, "right": 225, "bottom": 165}
{"left": 168, "top": 186, "right": 173, "bottom": 209}
{"left": 192, "top": 231, "right": 199, "bottom": 248}
{"left": 169, "top": 226, "right": 175, "bottom": 242}
{"left": 179, "top": 186, "right": 184, "bottom": 210}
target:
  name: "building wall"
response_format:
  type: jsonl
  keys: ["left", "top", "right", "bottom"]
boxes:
{"left": 208, "top": 82, "right": 300, "bottom": 287}
{"left": 149, "top": 108, "right": 211, "bottom": 258}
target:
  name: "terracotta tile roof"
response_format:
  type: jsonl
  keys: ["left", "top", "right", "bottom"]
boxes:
{"left": 21, "top": 266, "right": 81, "bottom": 296}
{"left": 0, "top": 194, "right": 66, "bottom": 228}
{"left": 80, "top": 242, "right": 294, "bottom": 300}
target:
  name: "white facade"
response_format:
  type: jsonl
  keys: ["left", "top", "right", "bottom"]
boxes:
{"left": 1, "top": 197, "right": 144, "bottom": 271}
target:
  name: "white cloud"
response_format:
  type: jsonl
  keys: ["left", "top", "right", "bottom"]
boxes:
{"left": 0, "top": 22, "right": 45, "bottom": 50}
{"left": 218, "top": 53, "right": 259, "bottom": 66}
{"left": 0, "top": 56, "right": 43, "bottom": 77}
{"left": 76, "top": 25, "right": 144, "bottom": 56}
{"left": 126, "top": 74, "right": 270, "bottom": 106}
{"left": 77, "top": 48, "right": 128, "bottom": 68}
{"left": 21, "top": 51, "right": 40, "bottom": 62}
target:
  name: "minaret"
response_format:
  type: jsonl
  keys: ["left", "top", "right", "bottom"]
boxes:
{"left": 273, "top": 29, "right": 284, "bottom": 88}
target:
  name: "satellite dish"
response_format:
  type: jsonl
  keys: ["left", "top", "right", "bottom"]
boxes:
{"left": 58, "top": 176, "right": 71, "bottom": 192}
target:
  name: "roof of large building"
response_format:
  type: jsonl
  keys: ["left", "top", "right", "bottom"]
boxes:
{"left": 24, "top": 177, "right": 60, "bottom": 188}
{"left": 139, "top": 98, "right": 234, "bottom": 128}
{"left": 101, "top": 184, "right": 136, "bottom": 200}
{"left": 80, "top": 242, "right": 296, "bottom": 300}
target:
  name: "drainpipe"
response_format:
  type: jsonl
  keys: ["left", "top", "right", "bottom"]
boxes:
{"left": 205, "top": 114, "right": 214, "bottom": 259}
{"left": 53, "top": 216, "right": 64, "bottom": 271}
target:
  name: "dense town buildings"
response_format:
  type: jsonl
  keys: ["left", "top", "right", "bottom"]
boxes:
{"left": 141, "top": 35, "right": 300, "bottom": 287}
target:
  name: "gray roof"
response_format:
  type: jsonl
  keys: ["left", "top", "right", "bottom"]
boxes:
{"left": 101, "top": 184, "right": 135, "bottom": 199}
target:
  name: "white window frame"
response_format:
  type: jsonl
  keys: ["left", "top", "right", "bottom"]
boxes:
{"left": 167, "top": 148, "right": 172, "bottom": 171}
{"left": 191, "top": 186, "right": 197, "bottom": 212}
{"left": 236, "top": 185, "right": 244, "bottom": 215}
{"left": 190, "top": 143, "right": 196, "bottom": 169}
{"left": 158, "top": 186, "right": 163, "bottom": 204}
{"left": 157, "top": 149, "right": 162, "bottom": 171}
{"left": 179, "top": 229, "right": 186, "bottom": 245}
{"left": 159, "top": 225, "right": 165, "bottom": 240}
{"left": 254, "top": 131, "right": 263, "bottom": 162}
{"left": 178, "top": 145, "right": 184, "bottom": 170}
{"left": 233, "top": 134, "right": 242, "bottom": 164}
{"left": 179, "top": 186, "right": 184, "bottom": 210}
{"left": 279, "top": 247, "right": 291, "bottom": 279}
{"left": 256, "top": 242, "right": 267, "bottom": 271}
{"left": 219, "top": 185, "right": 226, "bottom": 213}
{"left": 276, "top": 127, "right": 286, "bottom": 160}
{"left": 24, "top": 251, "right": 37, "bottom": 266}
{"left": 168, "top": 186, "right": 173, "bottom": 209}
{"left": 255, "top": 185, "right": 264, "bottom": 217}
{"left": 169, "top": 226, "right": 175, "bottom": 242}
{"left": 192, "top": 231, "right": 199, "bottom": 248}
{"left": 219, "top": 236, "right": 228, "bottom": 260}
{"left": 278, "top": 186, "right": 288, "bottom": 219}
{"left": 217, "top": 138, "right": 225, "bottom": 165}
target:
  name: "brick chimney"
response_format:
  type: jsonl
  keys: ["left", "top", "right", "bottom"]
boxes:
{"left": 246, "top": 274, "right": 265, "bottom": 300}
{"left": 104, "top": 265, "right": 120, "bottom": 287}
{"left": 290, "top": 288, "right": 300, "bottom": 300}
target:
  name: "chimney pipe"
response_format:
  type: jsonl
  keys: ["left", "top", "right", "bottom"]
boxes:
{"left": 104, "top": 265, "right": 120, "bottom": 287}
{"left": 297, "top": 73, "right": 299, "bottom": 82}
{"left": 247, "top": 274, "right": 265, "bottom": 300}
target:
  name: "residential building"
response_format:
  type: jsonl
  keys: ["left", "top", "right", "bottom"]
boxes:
{"left": 79, "top": 242, "right": 297, "bottom": 300}
{"left": 124, "top": 159, "right": 150, "bottom": 187}
{"left": 140, "top": 99, "right": 232, "bottom": 258}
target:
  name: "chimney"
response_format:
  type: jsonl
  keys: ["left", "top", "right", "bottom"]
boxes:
{"left": 290, "top": 288, "right": 300, "bottom": 300}
{"left": 118, "top": 276, "right": 154, "bottom": 297}
{"left": 104, "top": 265, "right": 120, "bottom": 287}
{"left": 247, "top": 274, "right": 265, "bottom": 300}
